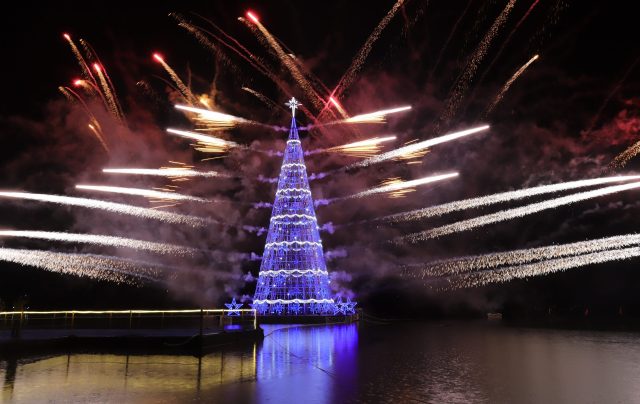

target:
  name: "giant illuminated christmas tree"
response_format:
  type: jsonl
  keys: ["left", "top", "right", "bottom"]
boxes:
{"left": 252, "top": 98, "right": 354, "bottom": 316}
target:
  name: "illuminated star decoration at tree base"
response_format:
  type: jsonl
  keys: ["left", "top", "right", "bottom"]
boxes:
{"left": 224, "top": 298, "right": 243, "bottom": 316}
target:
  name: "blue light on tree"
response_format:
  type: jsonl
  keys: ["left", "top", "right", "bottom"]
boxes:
{"left": 251, "top": 98, "right": 350, "bottom": 316}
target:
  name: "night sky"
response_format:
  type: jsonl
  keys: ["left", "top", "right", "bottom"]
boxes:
{"left": 1, "top": 1, "right": 639, "bottom": 318}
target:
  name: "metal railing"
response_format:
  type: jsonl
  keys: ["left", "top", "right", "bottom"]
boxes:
{"left": 0, "top": 309, "right": 257, "bottom": 339}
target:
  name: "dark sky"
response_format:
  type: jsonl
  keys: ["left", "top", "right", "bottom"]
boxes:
{"left": 1, "top": 1, "right": 640, "bottom": 316}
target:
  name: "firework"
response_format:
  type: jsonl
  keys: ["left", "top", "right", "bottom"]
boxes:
{"left": 166, "top": 127, "right": 240, "bottom": 153}
{"left": 59, "top": 86, "right": 110, "bottom": 153}
{"left": 444, "top": 246, "right": 640, "bottom": 289}
{"left": 335, "top": 173, "right": 458, "bottom": 202}
{"left": 62, "top": 33, "right": 98, "bottom": 86}
{"left": 242, "top": 86, "right": 288, "bottom": 112}
{"left": 485, "top": 54, "right": 539, "bottom": 115}
{"left": 0, "top": 192, "right": 211, "bottom": 227}
{"left": 384, "top": 176, "right": 640, "bottom": 223}
{"left": 75, "top": 185, "right": 209, "bottom": 203}
{"left": 152, "top": 53, "right": 199, "bottom": 105}
{"left": 241, "top": 11, "right": 324, "bottom": 111}
{"left": 398, "top": 181, "right": 640, "bottom": 243}
{"left": 475, "top": 0, "right": 541, "bottom": 91}
{"left": 341, "top": 106, "right": 412, "bottom": 124}
{"left": 405, "top": 233, "right": 640, "bottom": 278}
{"left": 102, "top": 167, "right": 226, "bottom": 178}
{"left": 429, "top": 0, "right": 473, "bottom": 80}
{"left": 345, "top": 125, "right": 489, "bottom": 170}
{"left": 330, "top": 0, "right": 406, "bottom": 104}
{"left": 92, "top": 63, "right": 123, "bottom": 122}
{"left": 0, "top": 230, "right": 196, "bottom": 256}
{"left": 440, "top": 0, "right": 517, "bottom": 124}
{"left": 322, "top": 136, "right": 397, "bottom": 158}
{"left": 0, "top": 248, "right": 160, "bottom": 284}
{"left": 174, "top": 104, "right": 249, "bottom": 131}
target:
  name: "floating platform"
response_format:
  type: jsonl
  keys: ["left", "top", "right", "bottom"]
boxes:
{"left": 0, "top": 326, "right": 264, "bottom": 357}
{"left": 257, "top": 311, "right": 360, "bottom": 324}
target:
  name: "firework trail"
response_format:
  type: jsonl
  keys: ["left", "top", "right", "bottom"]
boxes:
{"left": 0, "top": 248, "right": 160, "bottom": 284}
{"left": 75, "top": 185, "right": 209, "bottom": 203}
{"left": 241, "top": 12, "right": 324, "bottom": 111}
{"left": 0, "top": 192, "right": 211, "bottom": 227}
{"left": 397, "top": 181, "right": 640, "bottom": 243}
{"left": 81, "top": 39, "right": 126, "bottom": 121}
{"left": 440, "top": 0, "right": 517, "bottom": 125}
{"left": 339, "top": 106, "right": 412, "bottom": 124}
{"left": 329, "top": 0, "right": 406, "bottom": 105}
{"left": 382, "top": 175, "right": 640, "bottom": 223}
{"left": 174, "top": 104, "right": 250, "bottom": 130}
{"left": 170, "top": 14, "right": 236, "bottom": 70}
{"left": 484, "top": 54, "right": 539, "bottom": 115}
{"left": 152, "top": 53, "right": 199, "bottom": 105}
{"left": 474, "top": 0, "right": 541, "bottom": 90}
{"left": 242, "top": 86, "right": 288, "bottom": 113}
{"left": 59, "top": 86, "right": 110, "bottom": 153}
{"left": 93, "top": 63, "right": 123, "bottom": 123}
{"left": 312, "top": 136, "right": 397, "bottom": 158}
{"left": 344, "top": 125, "right": 489, "bottom": 170}
{"left": 429, "top": 0, "right": 474, "bottom": 80}
{"left": 102, "top": 167, "right": 228, "bottom": 178}
{"left": 0, "top": 230, "right": 197, "bottom": 256}
{"left": 612, "top": 141, "right": 640, "bottom": 168}
{"left": 317, "top": 173, "right": 458, "bottom": 206}
{"left": 405, "top": 233, "right": 640, "bottom": 278}
{"left": 166, "top": 127, "right": 240, "bottom": 153}
{"left": 443, "top": 246, "right": 640, "bottom": 289}
{"left": 62, "top": 34, "right": 98, "bottom": 85}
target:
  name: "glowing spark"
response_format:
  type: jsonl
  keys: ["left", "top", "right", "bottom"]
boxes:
{"left": 346, "top": 125, "right": 489, "bottom": 170}
{"left": 0, "top": 248, "right": 160, "bottom": 284}
{"left": 324, "top": 136, "right": 396, "bottom": 158}
{"left": 342, "top": 173, "right": 458, "bottom": 201}
{"left": 445, "top": 246, "right": 640, "bottom": 289}
{"left": 153, "top": 53, "right": 198, "bottom": 104}
{"left": 0, "top": 230, "right": 196, "bottom": 256}
{"left": 328, "top": 96, "right": 349, "bottom": 118}
{"left": 0, "top": 192, "right": 210, "bottom": 227}
{"left": 166, "top": 128, "right": 239, "bottom": 153}
{"left": 398, "top": 181, "right": 640, "bottom": 243}
{"left": 383, "top": 176, "right": 640, "bottom": 223}
{"left": 102, "top": 167, "right": 226, "bottom": 178}
{"left": 75, "top": 184, "right": 208, "bottom": 203}
{"left": 405, "top": 233, "right": 640, "bottom": 278}
{"left": 613, "top": 141, "right": 640, "bottom": 168}
{"left": 246, "top": 11, "right": 259, "bottom": 24}
{"left": 342, "top": 106, "right": 412, "bottom": 124}
{"left": 485, "top": 54, "right": 539, "bottom": 115}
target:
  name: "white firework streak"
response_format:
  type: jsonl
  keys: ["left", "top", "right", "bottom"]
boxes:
{"left": 102, "top": 168, "right": 227, "bottom": 178}
{"left": 398, "top": 181, "right": 640, "bottom": 243}
{"left": 0, "top": 192, "right": 210, "bottom": 227}
{"left": 446, "top": 246, "right": 640, "bottom": 289}
{"left": 383, "top": 175, "right": 640, "bottom": 223}
{"left": 166, "top": 128, "right": 240, "bottom": 149}
{"left": 342, "top": 106, "right": 412, "bottom": 124}
{"left": 345, "top": 125, "right": 489, "bottom": 170}
{"left": 405, "top": 233, "right": 640, "bottom": 278}
{"left": 0, "top": 230, "right": 197, "bottom": 256}
{"left": 0, "top": 248, "right": 160, "bottom": 284}
{"left": 340, "top": 173, "right": 459, "bottom": 201}
{"left": 76, "top": 185, "right": 208, "bottom": 203}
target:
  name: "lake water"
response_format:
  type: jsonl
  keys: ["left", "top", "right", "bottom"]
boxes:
{"left": 2, "top": 321, "right": 640, "bottom": 403}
